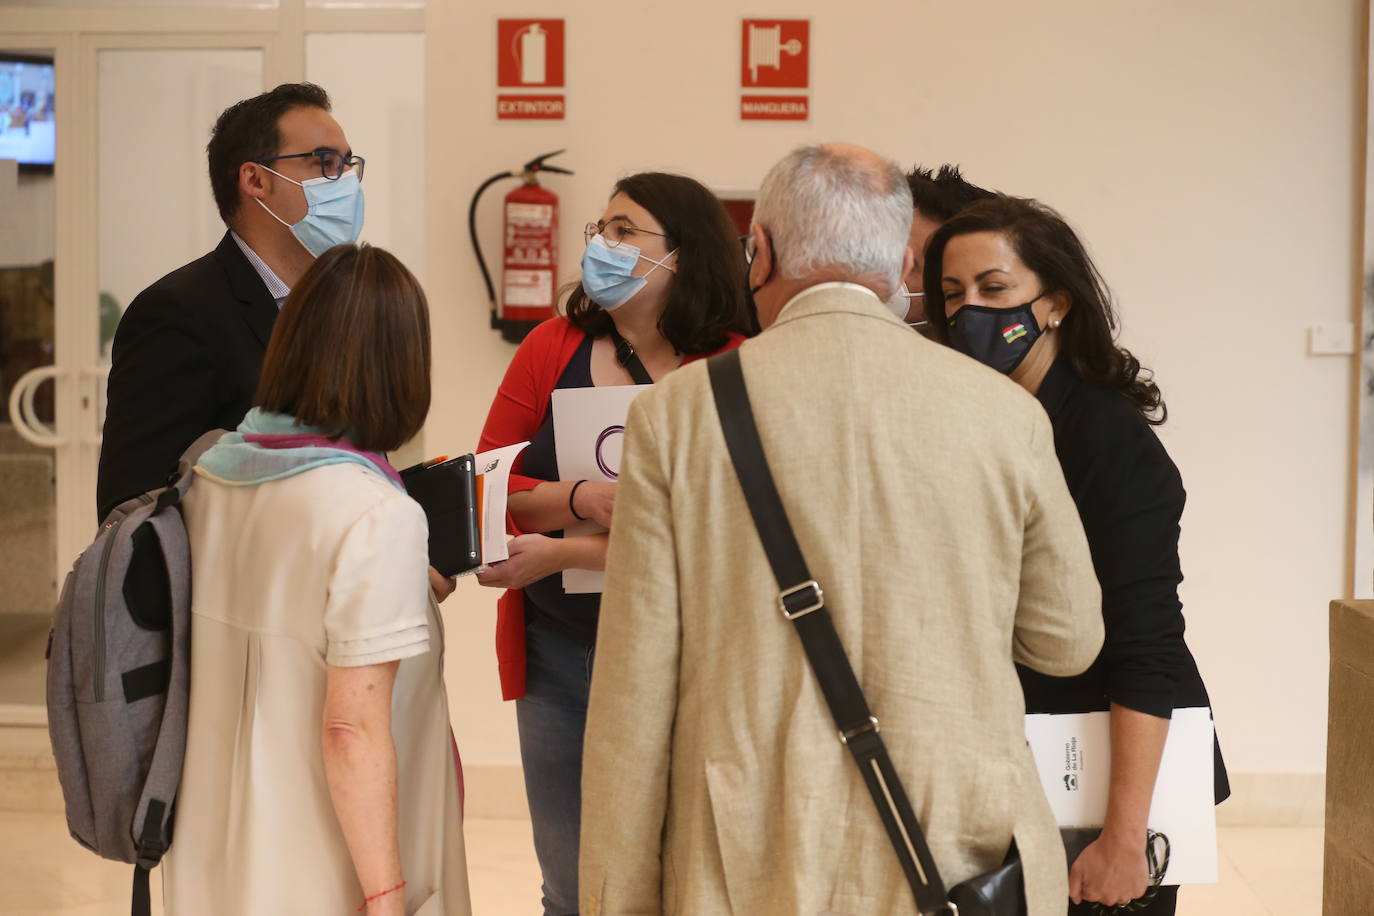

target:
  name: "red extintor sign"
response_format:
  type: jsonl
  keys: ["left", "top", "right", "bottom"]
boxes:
{"left": 741, "top": 19, "right": 809, "bottom": 89}
{"left": 497, "top": 95, "right": 566, "bottom": 120}
{"left": 498, "top": 19, "right": 566, "bottom": 121}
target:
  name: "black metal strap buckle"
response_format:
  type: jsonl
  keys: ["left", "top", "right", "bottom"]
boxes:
{"left": 838, "top": 715, "right": 880, "bottom": 746}
{"left": 778, "top": 579, "right": 824, "bottom": 619}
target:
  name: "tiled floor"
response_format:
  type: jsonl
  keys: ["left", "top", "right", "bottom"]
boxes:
{"left": 0, "top": 809, "right": 1323, "bottom": 914}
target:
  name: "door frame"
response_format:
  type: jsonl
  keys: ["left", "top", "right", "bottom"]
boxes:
{"left": 0, "top": 2, "right": 424, "bottom": 722}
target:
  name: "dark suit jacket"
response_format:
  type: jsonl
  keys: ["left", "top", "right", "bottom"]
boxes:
{"left": 1017, "top": 357, "right": 1229, "bottom": 803}
{"left": 97, "top": 232, "right": 278, "bottom": 519}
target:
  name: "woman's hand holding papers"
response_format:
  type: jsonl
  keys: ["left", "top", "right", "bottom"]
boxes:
{"left": 1069, "top": 702, "right": 1170, "bottom": 907}
{"left": 476, "top": 533, "right": 609, "bottom": 590}
{"left": 1068, "top": 831, "right": 1149, "bottom": 907}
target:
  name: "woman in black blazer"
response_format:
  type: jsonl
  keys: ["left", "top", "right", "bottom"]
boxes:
{"left": 922, "top": 196, "right": 1228, "bottom": 915}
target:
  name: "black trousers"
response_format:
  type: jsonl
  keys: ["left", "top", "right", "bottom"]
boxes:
{"left": 1068, "top": 885, "right": 1178, "bottom": 915}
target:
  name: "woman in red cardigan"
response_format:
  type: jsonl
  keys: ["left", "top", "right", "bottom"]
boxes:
{"left": 476, "top": 172, "right": 751, "bottom": 915}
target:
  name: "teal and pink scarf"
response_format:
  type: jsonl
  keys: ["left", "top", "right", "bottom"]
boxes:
{"left": 196, "top": 408, "right": 403, "bottom": 490}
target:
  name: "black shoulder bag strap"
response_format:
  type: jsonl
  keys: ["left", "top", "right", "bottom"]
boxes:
{"left": 607, "top": 323, "right": 654, "bottom": 386}
{"left": 707, "top": 349, "right": 956, "bottom": 916}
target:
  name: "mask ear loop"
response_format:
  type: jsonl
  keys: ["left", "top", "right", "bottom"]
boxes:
{"left": 251, "top": 162, "right": 306, "bottom": 231}
{"left": 254, "top": 162, "right": 304, "bottom": 188}
{"left": 639, "top": 248, "right": 678, "bottom": 277}
{"left": 903, "top": 288, "right": 927, "bottom": 327}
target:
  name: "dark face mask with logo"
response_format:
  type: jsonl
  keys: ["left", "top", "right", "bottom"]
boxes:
{"left": 946, "top": 293, "right": 1046, "bottom": 375}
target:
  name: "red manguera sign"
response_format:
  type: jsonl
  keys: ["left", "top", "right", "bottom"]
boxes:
{"left": 740, "top": 95, "right": 808, "bottom": 121}
{"left": 497, "top": 95, "right": 566, "bottom": 120}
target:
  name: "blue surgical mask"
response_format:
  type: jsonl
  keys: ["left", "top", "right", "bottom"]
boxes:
{"left": 255, "top": 166, "right": 365, "bottom": 257}
{"left": 579, "top": 234, "right": 677, "bottom": 311}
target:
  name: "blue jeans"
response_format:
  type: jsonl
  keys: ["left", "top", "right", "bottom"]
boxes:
{"left": 516, "top": 616, "right": 594, "bottom": 916}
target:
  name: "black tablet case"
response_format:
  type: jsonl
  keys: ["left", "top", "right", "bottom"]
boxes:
{"left": 399, "top": 454, "right": 482, "bottom": 577}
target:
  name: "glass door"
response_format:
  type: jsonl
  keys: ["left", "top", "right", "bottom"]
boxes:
{"left": 0, "top": 9, "right": 427, "bottom": 727}
{"left": 0, "top": 33, "right": 269, "bottom": 723}
{"left": 0, "top": 42, "right": 59, "bottom": 720}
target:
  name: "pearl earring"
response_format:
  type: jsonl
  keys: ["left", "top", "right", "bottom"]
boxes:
{"left": 1051, "top": 319, "right": 1062, "bottom": 329}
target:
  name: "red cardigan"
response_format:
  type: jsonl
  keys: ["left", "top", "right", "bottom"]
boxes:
{"left": 477, "top": 317, "right": 745, "bottom": 700}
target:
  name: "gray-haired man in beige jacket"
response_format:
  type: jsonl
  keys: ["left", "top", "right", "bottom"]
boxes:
{"left": 580, "top": 144, "right": 1104, "bottom": 916}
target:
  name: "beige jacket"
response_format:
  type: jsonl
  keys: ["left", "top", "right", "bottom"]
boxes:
{"left": 580, "top": 284, "right": 1103, "bottom": 916}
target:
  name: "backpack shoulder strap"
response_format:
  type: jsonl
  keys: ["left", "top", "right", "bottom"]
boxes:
{"left": 159, "top": 429, "right": 227, "bottom": 509}
{"left": 706, "top": 349, "right": 955, "bottom": 916}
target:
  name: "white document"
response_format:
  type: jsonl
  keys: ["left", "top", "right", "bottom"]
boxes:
{"left": 551, "top": 384, "right": 652, "bottom": 593}
{"left": 1024, "top": 707, "right": 1218, "bottom": 885}
{"left": 473, "top": 441, "right": 529, "bottom": 568}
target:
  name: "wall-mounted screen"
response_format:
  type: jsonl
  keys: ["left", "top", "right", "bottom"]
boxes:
{"left": 0, "top": 54, "right": 55, "bottom": 171}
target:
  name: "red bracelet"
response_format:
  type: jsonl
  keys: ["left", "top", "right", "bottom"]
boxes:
{"left": 357, "top": 880, "right": 405, "bottom": 912}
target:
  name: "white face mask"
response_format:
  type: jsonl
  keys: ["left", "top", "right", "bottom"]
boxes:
{"left": 886, "top": 283, "right": 925, "bottom": 322}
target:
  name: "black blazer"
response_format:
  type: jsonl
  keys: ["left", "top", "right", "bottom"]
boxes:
{"left": 97, "top": 233, "right": 278, "bottom": 519}
{"left": 1017, "top": 358, "right": 1230, "bottom": 803}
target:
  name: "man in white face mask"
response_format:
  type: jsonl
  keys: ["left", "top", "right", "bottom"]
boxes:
{"left": 890, "top": 164, "right": 995, "bottom": 326}
{"left": 99, "top": 84, "right": 366, "bottom": 515}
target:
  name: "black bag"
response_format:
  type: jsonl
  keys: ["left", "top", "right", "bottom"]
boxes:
{"left": 949, "top": 828, "right": 1100, "bottom": 914}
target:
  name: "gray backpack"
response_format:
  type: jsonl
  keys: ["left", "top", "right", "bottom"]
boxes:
{"left": 46, "top": 430, "right": 222, "bottom": 916}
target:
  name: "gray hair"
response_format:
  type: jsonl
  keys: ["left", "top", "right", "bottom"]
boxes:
{"left": 753, "top": 145, "right": 913, "bottom": 298}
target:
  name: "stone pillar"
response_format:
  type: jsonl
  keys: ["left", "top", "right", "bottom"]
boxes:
{"left": 1325, "top": 599, "right": 1374, "bottom": 913}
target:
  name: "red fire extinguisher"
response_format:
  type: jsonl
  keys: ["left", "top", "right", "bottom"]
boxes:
{"left": 468, "top": 150, "right": 573, "bottom": 344}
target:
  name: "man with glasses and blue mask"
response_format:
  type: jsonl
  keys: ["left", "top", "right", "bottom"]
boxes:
{"left": 98, "top": 83, "right": 365, "bottom": 520}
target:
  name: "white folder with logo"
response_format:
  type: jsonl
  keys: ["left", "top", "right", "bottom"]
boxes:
{"left": 1024, "top": 707, "right": 1218, "bottom": 885}
{"left": 551, "top": 384, "right": 651, "bottom": 594}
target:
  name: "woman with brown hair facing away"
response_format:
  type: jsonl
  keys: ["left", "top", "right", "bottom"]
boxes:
{"left": 164, "top": 244, "right": 470, "bottom": 915}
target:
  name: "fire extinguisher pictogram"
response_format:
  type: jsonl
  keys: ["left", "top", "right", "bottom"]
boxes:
{"left": 468, "top": 150, "right": 573, "bottom": 344}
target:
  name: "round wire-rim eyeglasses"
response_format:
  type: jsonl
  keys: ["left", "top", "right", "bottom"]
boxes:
{"left": 585, "top": 218, "right": 666, "bottom": 248}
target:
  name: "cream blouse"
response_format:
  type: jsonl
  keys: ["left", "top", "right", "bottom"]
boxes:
{"left": 164, "top": 463, "right": 470, "bottom": 915}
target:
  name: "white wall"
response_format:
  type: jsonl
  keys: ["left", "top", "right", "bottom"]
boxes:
{"left": 97, "top": 49, "right": 262, "bottom": 331}
{"left": 306, "top": 31, "right": 427, "bottom": 467}
{"left": 427, "top": 0, "right": 1362, "bottom": 776}
{"left": 306, "top": 32, "right": 425, "bottom": 283}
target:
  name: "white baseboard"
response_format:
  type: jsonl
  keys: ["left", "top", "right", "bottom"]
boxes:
{"left": 460, "top": 766, "right": 1327, "bottom": 827}
{"left": 1215, "top": 771, "right": 1326, "bottom": 827}
{"left": 0, "top": 705, "right": 46, "bottom": 727}
{"left": 0, "top": 730, "right": 1326, "bottom": 830}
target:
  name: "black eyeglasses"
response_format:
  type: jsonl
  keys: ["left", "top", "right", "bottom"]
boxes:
{"left": 252, "top": 148, "right": 365, "bottom": 183}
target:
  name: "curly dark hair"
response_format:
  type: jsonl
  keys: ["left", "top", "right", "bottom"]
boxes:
{"left": 207, "top": 82, "right": 332, "bottom": 223}
{"left": 564, "top": 172, "right": 752, "bottom": 354}
{"left": 922, "top": 196, "right": 1166, "bottom": 425}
